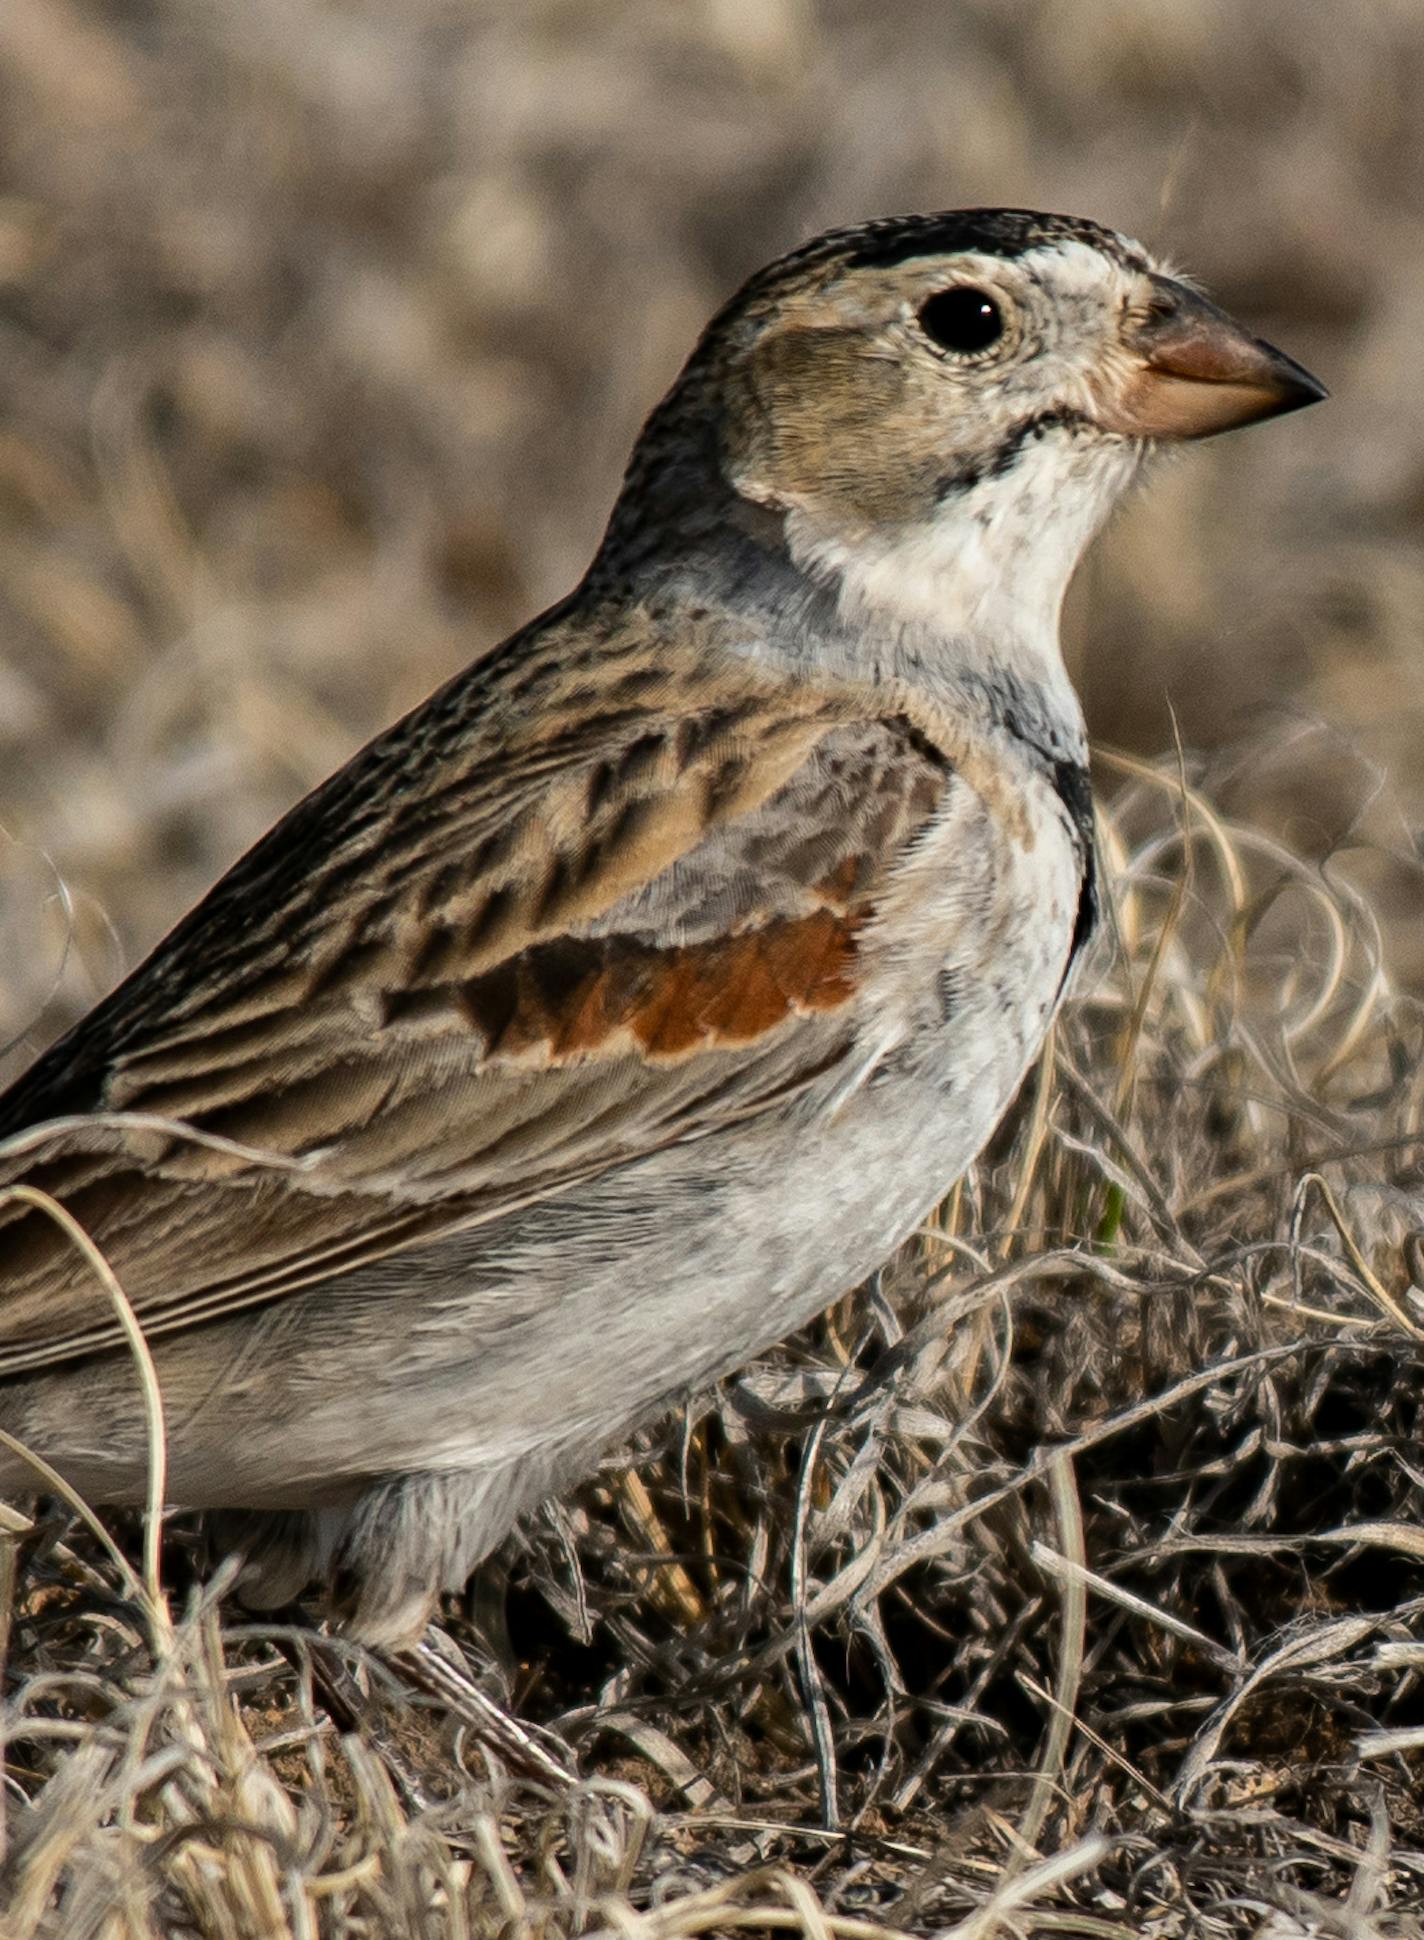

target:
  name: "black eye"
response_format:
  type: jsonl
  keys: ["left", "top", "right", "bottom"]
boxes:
{"left": 918, "top": 286, "right": 1004, "bottom": 355}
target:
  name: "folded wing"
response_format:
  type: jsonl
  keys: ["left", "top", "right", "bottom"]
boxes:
{"left": 0, "top": 616, "right": 952, "bottom": 1375}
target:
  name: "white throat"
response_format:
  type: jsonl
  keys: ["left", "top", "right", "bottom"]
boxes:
{"left": 780, "top": 431, "right": 1142, "bottom": 741}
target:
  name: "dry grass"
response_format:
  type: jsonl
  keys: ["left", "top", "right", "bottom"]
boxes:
{"left": 5, "top": 759, "right": 1424, "bottom": 1937}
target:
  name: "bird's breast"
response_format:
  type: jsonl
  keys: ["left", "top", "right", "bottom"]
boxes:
{"left": 855, "top": 749, "right": 1086, "bottom": 1096}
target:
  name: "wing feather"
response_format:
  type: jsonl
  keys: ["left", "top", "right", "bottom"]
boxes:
{"left": 0, "top": 619, "right": 951, "bottom": 1377}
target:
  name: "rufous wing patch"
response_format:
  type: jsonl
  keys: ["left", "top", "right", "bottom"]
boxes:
{"left": 442, "top": 905, "right": 861, "bottom": 1066}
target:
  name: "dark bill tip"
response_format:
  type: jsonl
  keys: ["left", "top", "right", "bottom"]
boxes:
{"left": 1250, "top": 346, "right": 1329, "bottom": 415}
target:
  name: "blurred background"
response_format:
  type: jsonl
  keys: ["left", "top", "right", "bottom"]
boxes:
{"left": 0, "top": 0, "right": 1421, "bottom": 1076}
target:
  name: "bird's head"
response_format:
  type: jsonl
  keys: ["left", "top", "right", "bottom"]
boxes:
{"left": 608, "top": 209, "right": 1324, "bottom": 666}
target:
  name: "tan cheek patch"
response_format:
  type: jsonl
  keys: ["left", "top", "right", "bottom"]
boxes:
{"left": 727, "top": 325, "right": 944, "bottom": 526}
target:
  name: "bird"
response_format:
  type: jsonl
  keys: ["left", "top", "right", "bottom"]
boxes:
{"left": 0, "top": 209, "right": 1323, "bottom": 1646}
